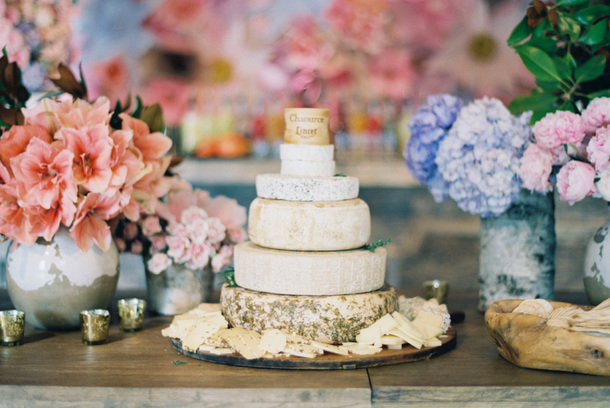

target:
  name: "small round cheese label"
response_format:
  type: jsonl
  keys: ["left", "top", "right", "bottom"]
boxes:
{"left": 284, "top": 108, "right": 330, "bottom": 145}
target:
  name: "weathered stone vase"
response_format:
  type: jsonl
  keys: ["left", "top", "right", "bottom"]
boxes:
{"left": 145, "top": 261, "right": 213, "bottom": 315}
{"left": 583, "top": 219, "right": 610, "bottom": 306}
{"left": 5, "top": 227, "right": 119, "bottom": 330}
{"left": 478, "top": 190, "right": 556, "bottom": 312}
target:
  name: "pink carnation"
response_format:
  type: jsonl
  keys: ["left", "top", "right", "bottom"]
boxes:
{"left": 228, "top": 227, "right": 247, "bottom": 244}
{"left": 581, "top": 97, "right": 610, "bottom": 134}
{"left": 147, "top": 252, "right": 172, "bottom": 274}
{"left": 520, "top": 144, "right": 555, "bottom": 193}
{"left": 186, "top": 242, "right": 212, "bottom": 270}
{"left": 556, "top": 160, "right": 596, "bottom": 205}
{"left": 533, "top": 111, "right": 586, "bottom": 149}
{"left": 206, "top": 217, "right": 226, "bottom": 244}
{"left": 587, "top": 126, "right": 610, "bottom": 171}
{"left": 166, "top": 235, "right": 190, "bottom": 263}
{"left": 211, "top": 245, "right": 233, "bottom": 273}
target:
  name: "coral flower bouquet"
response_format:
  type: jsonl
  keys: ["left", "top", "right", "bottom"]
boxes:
{"left": 0, "top": 94, "right": 173, "bottom": 252}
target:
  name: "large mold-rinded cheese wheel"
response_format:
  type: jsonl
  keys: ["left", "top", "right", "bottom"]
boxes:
{"left": 220, "top": 283, "right": 398, "bottom": 344}
{"left": 279, "top": 144, "right": 334, "bottom": 162}
{"left": 233, "top": 242, "right": 386, "bottom": 295}
{"left": 280, "top": 158, "right": 336, "bottom": 177}
{"left": 255, "top": 173, "right": 359, "bottom": 202}
{"left": 248, "top": 198, "right": 370, "bottom": 251}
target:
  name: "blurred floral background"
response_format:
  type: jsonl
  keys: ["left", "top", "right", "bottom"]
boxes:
{"left": 2, "top": 0, "right": 533, "bottom": 160}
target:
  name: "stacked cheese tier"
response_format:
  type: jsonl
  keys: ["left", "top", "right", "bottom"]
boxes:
{"left": 221, "top": 108, "right": 397, "bottom": 344}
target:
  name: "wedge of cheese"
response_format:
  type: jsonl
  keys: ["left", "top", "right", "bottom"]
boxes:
{"left": 220, "top": 283, "right": 398, "bottom": 344}
{"left": 234, "top": 242, "right": 386, "bottom": 296}
{"left": 255, "top": 173, "right": 359, "bottom": 202}
{"left": 248, "top": 198, "right": 370, "bottom": 251}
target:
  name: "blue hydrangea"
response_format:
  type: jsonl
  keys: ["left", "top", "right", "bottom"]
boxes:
{"left": 404, "top": 94, "right": 463, "bottom": 202}
{"left": 435, "top": 97, "right": 532, "bottom": 217}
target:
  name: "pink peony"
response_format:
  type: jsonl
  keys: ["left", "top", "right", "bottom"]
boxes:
{"left": 147, "top": 252, "right": 172, "bottom": 274}
{"left": 520, "top": 144, "right": 555, "bottom": 193}
{"left": 587, "top": 126, "right": 610, "bottom": 171}
{"left": 581, "top": 97, "right": 610, "bottom": 134}
{"left": 556, "top": 160, "right": 596, "bottom": 205}
{"left": 533, "top": 111, "right": 586, "bottom": 150}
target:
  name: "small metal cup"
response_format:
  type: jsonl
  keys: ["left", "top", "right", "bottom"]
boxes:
{"left": 80, "top": 309, "right": 110, "bottom": 345}
{"left": 0, "top": 310, "right": 25, "bottom": 346}
{"left": 117, "top": 298, "right": 146, "bottom": 332}
{"left": 423, "top": 279, "right": 449, "bottom": 305}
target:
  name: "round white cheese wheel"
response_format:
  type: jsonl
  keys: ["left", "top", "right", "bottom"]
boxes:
{"left": 279, "top": 144, "right": 334, "bottom": 162}
{"left": 248, "top": 198, "right": 370, "bottom": 251}
{"left": 255, "top": 173, "right": 359, "bottom": 202}
{"left": 234, "top": 242, "right": 386, "bottom": 295}
{"left": 220, "top": 283, "right": 398, "bottom": 344}
{"left": 284, "top": 108, "right": 330, "bottom": 145}
{"left": 281, "top": 159, "right": 336, "bottom": 177}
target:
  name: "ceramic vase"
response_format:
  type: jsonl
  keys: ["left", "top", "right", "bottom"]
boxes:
{"left": 5, "top": 227, "right": 119, "bottom": 330}
{"left": 583, "top": 219, "right": 610, "bottom": 305}
{"left": 478, "top": 190, "right": 556, "bottom": 312}
{"left": 145, "top": 261, "right": 214, "bottom": 315}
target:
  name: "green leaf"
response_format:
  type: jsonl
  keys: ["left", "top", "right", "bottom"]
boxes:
{"left": 579, "top": 19, "right": 608, "bottom": 46}
{"left": 573, "top": 5, "right": 610, "bottom": 25}
{"left": 140, "top": 103, "right": 165, "bottom": 133}
{"left": 586, "top": 89, "right": 610, "bottom": 99}
{"left": 514, "top": 44, "right": 562, "bottom": 83}
{"left": 508, "top": 92, "right": 558, "bottom": 115}
{"left": 526, "top": 35, "right": 558, "bottom": 54}
{"left": 530, "top": 105, "right": 557, "bottom": 124}
{"left": 364, "top": 238, "right": 391, "bottom": 252}
{"left": 172, "top": 360, "right": 187, "bottom": 365}
{"left": 508, "top": 16, "right": 531, "bottom": 46}
{"left": 574, "top": 54, "right": 606, "bottom": 83}
{"left": 553, "top": 57, "right": 573, "bottom": 81}
{"left": 556, "top": 0, "right": 591, "bottom": 7}
{"left": 557, "top": 14, "right": 581, "bottom": 42}
{"left": 536, "top": 79, "right": 561, "bottom": 93}
{"left": 557, "top": 100, "right": 577, "bottom": 112}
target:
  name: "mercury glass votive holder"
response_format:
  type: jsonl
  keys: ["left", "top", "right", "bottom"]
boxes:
{"left": 0, "top": 310, "right": 25, "bottom": 346}
{"left": 117, "top": 298, "right": 146, "bottom": 332}
{"left": 80, "top": 309, "right": 110, "bottom": 345}
{"left": 423, "top": 279, "right": 449, "bottom": 305}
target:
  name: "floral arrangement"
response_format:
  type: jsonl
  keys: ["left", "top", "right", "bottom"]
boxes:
{"left": 404, "top": 94, "right": 532, "bottom": 217}
{"left": 0, "top": 56, "right": 174, "bottom": 251}
{"left": 1, "top": 0, "right": 76, "bottom": 93}
{"left": 520, "top": 97, "right": 610, "bottom": 204}
{"left": 508, "top": 0, "right": 610, "bottom": 122}
{"left": 117, "top": 186, "right": 247, "bottom": 275}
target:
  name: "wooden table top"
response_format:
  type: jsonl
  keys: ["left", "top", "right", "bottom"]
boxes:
{"left": 0, "top": 288, "right": 608, "bottom": 408}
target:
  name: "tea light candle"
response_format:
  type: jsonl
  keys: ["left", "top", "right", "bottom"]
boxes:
{"left": 423, "top": 279, "right": 449, "bottom": 305}
{"left": 0, "top": 310, "right": 25, "bottom": 346}
{"left": 80, "top": 309, "right": 110, "bottom": 345}
{"left": 117, "top": 298, "right": 146, "bottom": 332}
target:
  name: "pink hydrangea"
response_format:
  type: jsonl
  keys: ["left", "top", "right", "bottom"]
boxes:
{"left": 587, "top": 126, "right": 610, "bottom": 171}
{"left": 147, "top": 252, "right": 172, "bottom": 274}
{"left": 556, "top": 160, "right": 596, "bottom": 204}
{"left": 520, "top": 144, "right": 555, "bottom": 193}
{"left": 581, "top": 97, "right": 610, "bottom": 134}
{"left": 533, "top": 111, "right": 586, "bottom": 149}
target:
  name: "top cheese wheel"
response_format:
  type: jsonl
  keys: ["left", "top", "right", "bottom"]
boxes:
{"left": 284, "top": 108, "right": 330, "bottom": 145}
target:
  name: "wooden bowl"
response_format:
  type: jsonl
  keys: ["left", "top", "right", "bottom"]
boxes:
{"left": 485, "top": 299, "right": 609, "bottom": 376}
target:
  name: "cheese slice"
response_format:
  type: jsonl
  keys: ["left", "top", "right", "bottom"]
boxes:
{"left": 256, "top": 173, "right": 359, "bottom": 202}
{"left": 281, "top": 158, "right": 335, "bottom": 177}
{"left": 280, "top": 144, "right": 334, "bottom": 162}
{"left": 248, "top": 198, "right": 370, "bottom": 251}
{"left": 220, "top": 283, "right": 398, "bottom": 344}
{"left": 234, "top": 242, "right": 386, "bottom": 296}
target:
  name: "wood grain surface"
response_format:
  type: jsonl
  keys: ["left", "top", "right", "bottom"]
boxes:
{"left": 1, "top": 289, "right": 609, "bottom": 408}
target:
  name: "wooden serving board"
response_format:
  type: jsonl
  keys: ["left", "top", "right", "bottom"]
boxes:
{"left": 171, "top": 326, "right": 456, "bottom": 370}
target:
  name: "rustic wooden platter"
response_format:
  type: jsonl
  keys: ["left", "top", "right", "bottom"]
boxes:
{"left": 171, "top": 326, "right": 456, "bottom": 370}
{"left": 485, "top": 299, "right": 610, "bottom": 376}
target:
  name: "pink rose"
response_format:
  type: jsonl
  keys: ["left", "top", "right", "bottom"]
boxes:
{"left": 166, "top": 235, "right": 190, "bottom": 263}
{"left": 211, "top": 245, "right": 233, "bottom": 273}
{"left": 533, "top": 111, "right": 585, "bottom": 149}
{"left": 147, "top": 252, "right": 172, "bottom": 274}
{"left": 587, "top": 126, "right": 610, "bottom": 171}
{"left": 186, "top": 242, "right": 211, "bottom": 270}
{"left": 581, "top": 97, "right": 610, "bottom": 134}
{"left": 141, "top": 215, "right": 162, "bottom": 236}
{"left": 520, "top": 144, "right": 555, "bottom": 193}
{"left": 556, "top": 160, "right": 596, "bottom": 204}
{"left": 228, "top": 227, "right": 247, "bottom": 244}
